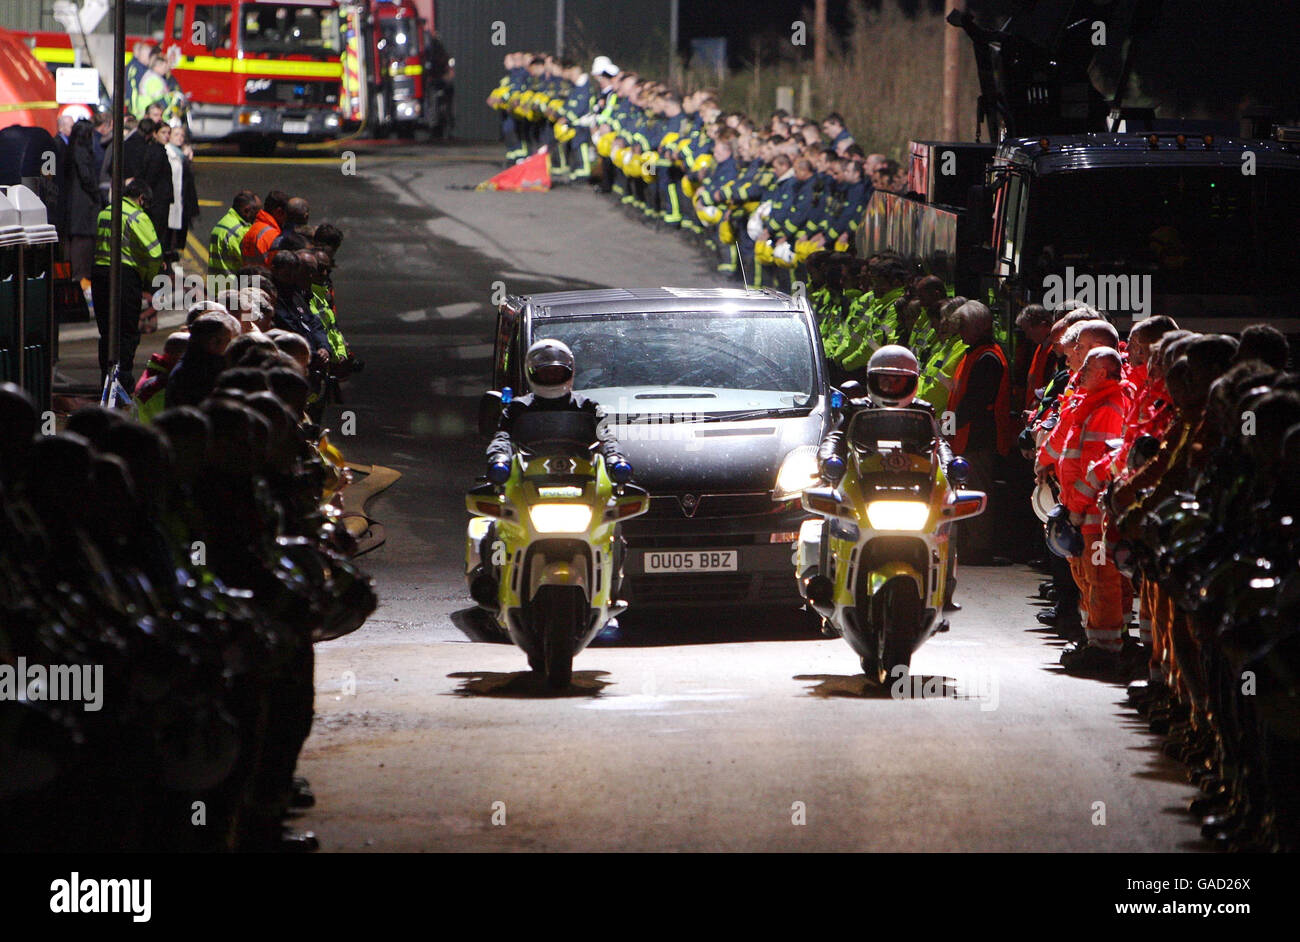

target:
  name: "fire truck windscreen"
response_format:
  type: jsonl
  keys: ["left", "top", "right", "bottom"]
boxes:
{"left": 240, "top": 3, "right": 342, "bottom": 57}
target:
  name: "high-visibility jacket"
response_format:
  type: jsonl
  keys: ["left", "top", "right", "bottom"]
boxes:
{"left": 310, "top": 281, "right": 348, "bottom": 360}
{"left": 94, "top": 197, "right": 164, "bottom": 283}
{"left": 1059, "top": 381, "right": 1128, "bottom": 532}
{"left": 842, "top": 286, "right": 904, "bottom": 371}
{"left": 1024, "top": 342, "right": 1053, "bottom": 411}
{"left": 241, "top": 210, "right": 281, "bottom": 266}
{"left": 948, "top": 341, "right": 1013, "bottom": 455}
{"left": 917, "top": 334, "right": 966, "bottom": 416}
{"left": 208, "top": 207, "right": 251, "bottom": 276}
{"left": 133, "top": 69, "right": 169, "bottom": 119}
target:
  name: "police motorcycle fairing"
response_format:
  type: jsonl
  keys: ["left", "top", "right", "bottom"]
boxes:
{"left": 794, "top": 400, "right": 986, "bottom": 683}
{"left": 465, "top": 407, "right": 648, "bottom": 688}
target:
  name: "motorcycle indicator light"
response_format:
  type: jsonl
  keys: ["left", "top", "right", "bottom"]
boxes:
{"left": 803, "top": 492, "right": 844, "bottom": 516}
{"left": 614, "top": 498, "right": 645, "bottom": 518}
{"left": 529, "top": 504, "right": 593, "bottom": 533}
{"left": 865, "top": 499, "right": 930, "bottom": 530}
{"left": 474, "top": 500, "right": 503, "bottom": 517}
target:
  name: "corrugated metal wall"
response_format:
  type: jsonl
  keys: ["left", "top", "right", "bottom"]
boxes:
{"left": 0, "top": 0, "right": 55, "bottom": 31}
{"left": 438, "top": 0, "right": 671, "bottom": 141}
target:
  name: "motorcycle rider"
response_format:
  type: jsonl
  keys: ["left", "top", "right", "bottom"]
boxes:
{"left": 816, "top": 345, "right": 963, "bottom": 610}
{"left": 480, "top": 339, "right": 633, "bottom": 600}
{"left": 486, "top": 338, "right": 631, "bottom": 478}
{"left": 817, "top": 344, "right": 956, "bottom": 479}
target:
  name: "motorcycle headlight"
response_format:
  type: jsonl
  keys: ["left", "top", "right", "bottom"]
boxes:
{"left": 865, "top": 499, "right": 930, "bottom": 531}
{"left": 529, "top": 503, "right": 593, "bottom": 533}
{"left": 773, "top": 445, "right": 821, "bottom": 501}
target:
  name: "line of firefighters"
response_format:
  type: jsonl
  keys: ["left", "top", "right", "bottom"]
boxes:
{"left": 488, "top": 53, "right": 908, "bottom": 286}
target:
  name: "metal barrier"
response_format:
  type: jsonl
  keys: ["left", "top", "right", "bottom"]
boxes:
{"left": 0, "top": 184, "right": 58, "bottom": 412}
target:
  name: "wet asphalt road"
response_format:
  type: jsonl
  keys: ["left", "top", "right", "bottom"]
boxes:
{"left": 190, "top": 141, "right": 1204, "bottom": 851}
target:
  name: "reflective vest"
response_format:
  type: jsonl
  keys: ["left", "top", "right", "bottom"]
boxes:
{"left": 241, "top": 210, "right": 281, "bottom": 265}
{"left": 133, "top": 69, "right": 168, "bottom": 119}
{"left": 948, "top": 341, "right": 1013, "bottom": 455}
{"left": 918, "top": 335, "right": 966, "bottom": 416}
{"left": 208, "top": 207, "right": 251, "bottom": 276}
{"left": 1025, "top": 342, "right": 1053, "bottom": 411}
{"left": 310, "top": 283, "right": 348, "bottom": 360}
{"left": 94, "top": 198, "right": 163, "bottom": 282}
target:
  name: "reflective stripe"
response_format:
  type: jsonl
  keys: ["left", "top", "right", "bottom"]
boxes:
{"left": 1062, "top": 448, "right": 1082, "bottom": 458}
{"left": 1081, "top": 432, "right": 1112, "bottom": 442}
{"left": 1073, "top": 479, "right": 1094, "bottom": 496}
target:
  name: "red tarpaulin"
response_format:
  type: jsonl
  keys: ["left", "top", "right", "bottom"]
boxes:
{"left": 476, "top": 147, "right": 551, "bottom": 192}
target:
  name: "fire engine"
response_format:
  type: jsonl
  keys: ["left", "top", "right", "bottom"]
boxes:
{"left": 10, "top": 0, "right": 348, "bottom": 155}
{"left": 340, "top": 0, "right": 449, "bottom": 139}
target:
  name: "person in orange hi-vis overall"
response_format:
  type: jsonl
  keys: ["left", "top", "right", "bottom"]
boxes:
{"left": 1057, "top": 347, "right": 1131, "bottom": 677}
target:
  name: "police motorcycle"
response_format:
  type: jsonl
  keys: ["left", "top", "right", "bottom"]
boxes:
{"left": 793, "top": 347, "right": 987, "bottom": 683}
{"left": 465, "top": 343, "right": 648, "bottom": 689}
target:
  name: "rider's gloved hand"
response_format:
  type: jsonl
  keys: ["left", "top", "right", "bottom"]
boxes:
{"left": 609, "top": 456, "right": 633, "bottom": 484}
{"left": 486, "top": 460, "right": 511, "bottom": 484}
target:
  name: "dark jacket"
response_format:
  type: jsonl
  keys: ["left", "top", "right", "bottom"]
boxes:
{"left": 120, "top": 129, "right": 146, "bottom": 184}
{"left": 487, "top": 392, "right": 622, "bottom": 465}
{"left": 273, "top": 283, "right": 329, "bottom": 352}
{"left": 165, "top": 347, "right": 226, "bottom": 408}
{"left": 138, "top": 138, "right": 174, "bottom": 221}
{"left": 58, "top": 122, "right": 102, "bottom": 238}
{"left": 818, "top": 398, "right": 954, "bottom": 474}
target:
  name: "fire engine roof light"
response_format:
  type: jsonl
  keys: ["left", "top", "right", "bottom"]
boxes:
{"left": 1175, "top": 134, "right": 1187, "bottom": 148}
{"left": 1202, "top": 134, "right": 1215, "bottom": 146}
{"left": 1147, "top": 134, "right": 1159, "bottom": 148}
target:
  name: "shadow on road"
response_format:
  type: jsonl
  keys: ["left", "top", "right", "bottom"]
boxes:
{"left": 447, "top": 670, "right": 612, "bottom": 699}
{"left": 794, "top": 673, "right": 960, "bottom": 700}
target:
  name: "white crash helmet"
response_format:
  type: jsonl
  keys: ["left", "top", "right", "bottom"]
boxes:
{"left": 525, "top": 338, "right": 575, "bottom": 399}
{"left": 865, "top": 344, "right": 920, "bottom": 408}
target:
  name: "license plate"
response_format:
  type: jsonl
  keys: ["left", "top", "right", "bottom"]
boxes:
{"left": 643, "top": 550, "right": 738, "bottom": 573}
{"left": 282, "top": 120, "right": 310, "bottom": 134}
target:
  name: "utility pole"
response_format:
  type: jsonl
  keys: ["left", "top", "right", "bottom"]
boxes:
{"left": 555, "top": 0, "right": 565, "bottom": 59}
{"left": 105, "top": 0, "right": 126, "bottom": 402}
{"left": 942, "top": 0, "right": 964, "bottom": 139}
{"left": 669, "top": 0, "right": 679, "bottom": 87}
{"left": 813, "top": 0, "right": 826, "bottom": 79}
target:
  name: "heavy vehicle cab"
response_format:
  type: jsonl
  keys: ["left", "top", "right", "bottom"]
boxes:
{"left": 366, "top": 0, "right": 425, "bottom": 134}
{"left": 162, "top": 0, "right": 345, "bottom": 152}
{"left": 482, "top": 287, "right": 834, "bottom": 609}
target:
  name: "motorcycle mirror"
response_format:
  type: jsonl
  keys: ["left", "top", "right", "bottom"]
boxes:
{"left": 477, "top": 389, "right": 504, "bottom": 438}
{"left": 840, "top": 380, "right": 864, "bottom": 401}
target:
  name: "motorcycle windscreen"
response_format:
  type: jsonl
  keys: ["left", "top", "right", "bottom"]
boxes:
{"left": 847, "top": 408, "right": 937, "bottom": 452}
{"left": 510, "top": 409, "right": 600, "bottom": 459}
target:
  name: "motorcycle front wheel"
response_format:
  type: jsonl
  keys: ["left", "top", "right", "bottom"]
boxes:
{"left": 533, "top": 586, "right": 586, "bottom": 689}
{"left": 878, "top": 578, "right": 921, "bottom": 687}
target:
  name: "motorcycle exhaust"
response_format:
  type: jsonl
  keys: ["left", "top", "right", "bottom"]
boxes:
{"left": 803, "top": 574, "right": 835, "bottom": 616}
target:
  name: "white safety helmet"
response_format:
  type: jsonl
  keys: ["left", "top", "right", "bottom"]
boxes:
{"left": 865, "top": 344, "right": 920, "bottom": 408}
{"left": 524, "top": 338, "right": 575, "bottom": 399}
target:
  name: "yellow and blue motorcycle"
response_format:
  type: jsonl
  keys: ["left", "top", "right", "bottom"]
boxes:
{"left": 465, "top": 421, "right": 649, "bottom": 688}
{"left": 794, "top": 405, "right": 986, "bottom": 683}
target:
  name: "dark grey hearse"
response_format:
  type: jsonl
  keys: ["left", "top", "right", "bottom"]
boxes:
{"left": 480, "top": 287, "right": 832, "bottom": 609}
